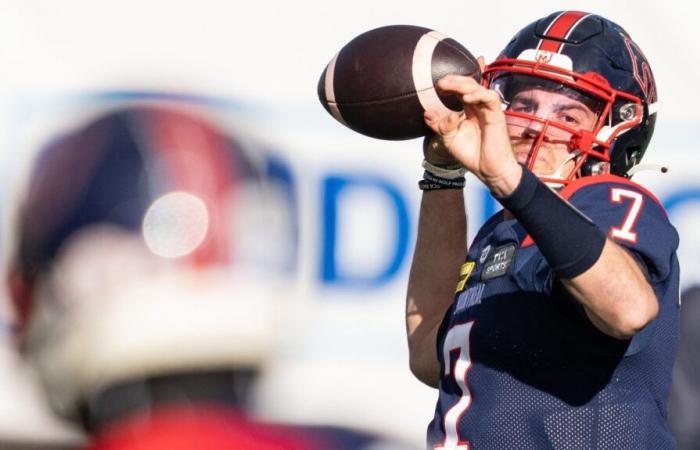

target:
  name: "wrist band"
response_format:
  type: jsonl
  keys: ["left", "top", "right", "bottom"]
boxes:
{"left": 418, "top": 179, "right": 465, "bottom": 191}
{"left": 419, "top": 171, "right": 465, "bottom": 191}
{"left": 418, "top": 159, "right": 466, "bottom": 191}
{"left": 495, "top": 166, "right": 606, "bottom": 278}
{"left": 422, "top": 160, "right": 467, "bottom": 180}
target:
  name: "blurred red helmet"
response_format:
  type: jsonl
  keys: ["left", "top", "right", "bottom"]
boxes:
{"left": 5, "top": 103, "right": 298, "bottom": 420}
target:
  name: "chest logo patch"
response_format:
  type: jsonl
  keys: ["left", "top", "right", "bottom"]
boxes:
{"left": 479, "top": 245, "right": 491, "bottom": 264}
{"left": 481, "top": 243, "right": 516, "bottom": 280}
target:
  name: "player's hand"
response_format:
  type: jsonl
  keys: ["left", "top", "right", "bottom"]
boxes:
{"left": 423, "top": 72, "right": 522, "bottom": 196}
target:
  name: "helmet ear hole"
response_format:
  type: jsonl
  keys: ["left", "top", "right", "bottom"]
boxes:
{"left": 581, "top": 156, "right": 606, "bottom": 177}
{"left": 619, "top": 103, "right": 639, "bottom": 121}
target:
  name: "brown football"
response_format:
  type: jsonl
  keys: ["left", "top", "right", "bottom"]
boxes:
{"left": 318, "top": 25, "right": 481, "bottom": 141}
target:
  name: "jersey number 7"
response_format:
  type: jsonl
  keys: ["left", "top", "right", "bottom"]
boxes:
{"left": 609, "top": 187, "right": 643, "bottom": 243}
{"left": 435, "top": 322, "right": 474, "bottom": 450}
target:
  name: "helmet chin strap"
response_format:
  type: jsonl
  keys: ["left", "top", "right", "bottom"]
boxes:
{"left": 648, "top": 101, "right": 661, "bottom": 116}
{"left": 539, "top": 150, "right": 582, "bottom": 188}
{"left": 627, "top": 163, "right": 669, "bottom": 176}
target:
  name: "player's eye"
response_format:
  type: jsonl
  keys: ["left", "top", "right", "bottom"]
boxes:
{"left": 558, "top": 113, "right": 581, "bottom": 126}
{"left": 510, "top": 99, "right": 536, "bottom": 113}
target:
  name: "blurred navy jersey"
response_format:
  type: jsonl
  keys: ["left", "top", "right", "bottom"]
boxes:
{"left": 428, "top": 175, "right": 680, "bottom": 450}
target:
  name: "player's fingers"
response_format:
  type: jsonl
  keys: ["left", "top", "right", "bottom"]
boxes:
{"left": 460, "top": 89, "right": 504, "bottom": 122}
{"left": 460, "top": 88, "right": 499, "bottom": 108}
{"left": 436, "top": 75, "right": 503, "bottom": 119}
{"left": 477, "top": 56, "right": 486, "bottom": 72}
{"left": 423, "top": 109, "right": 441, "bottom": 129}
{"left": 424, "top": 110, "right": 462, "bottom": 135}
{"left": 435, "top": 75, "right": 480, "bottom": 96}
{"left": 423, "top": 110, "right": 444, "bottom": 134}
{"left": 440, "top": 111, "right": 463, "bottom": 136}
{"left": 436, "top": 75, "right": 500, "bottom": 107}
{"left": 424, "top": 109, "right": 449, "bottom": 128}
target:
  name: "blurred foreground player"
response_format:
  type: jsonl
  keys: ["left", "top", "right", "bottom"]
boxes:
{"left": 6, "top": 104, "right": 406, "bottom": 450}
{"left": 406, "top": 11, "right": 680, "bottom": 449}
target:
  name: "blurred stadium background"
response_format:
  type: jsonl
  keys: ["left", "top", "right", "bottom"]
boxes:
{"left": 0, "top": 1, "right": 697, "bottom": 448}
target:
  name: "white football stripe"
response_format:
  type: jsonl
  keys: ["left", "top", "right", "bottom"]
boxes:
{"left": 324, "top": 51, "right": 348, "bottom": 126}
{"left": 413, "top": 30, "right": 452, "bottom": 116}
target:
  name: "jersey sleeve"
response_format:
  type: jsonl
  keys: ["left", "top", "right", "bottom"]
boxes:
{"left": 560, "top": 176, "right": 680, "bottom": 355}
{"left": 562, "top": 176, "right": 679, "bottom": 285}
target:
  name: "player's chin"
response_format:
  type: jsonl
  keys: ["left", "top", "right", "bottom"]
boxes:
{"left": 517, "top": 156, "right": 554, "bottom": 175}
{"left": 534, "top": 160, "right": 577, "bottom": 179}
{"left": 531, "top": 164, "right": 556, "bottom": 177}
{"left": 511, "top": 143, "right": 536, "bottom": 165}
{"left": 514, "top": 152, "right": 530, "bottom": 165}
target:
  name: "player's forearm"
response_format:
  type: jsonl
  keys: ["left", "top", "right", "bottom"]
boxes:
{"left": 494, "top": 166, "right": 658, "bottom": 339}
{"left": 406, "top": 189, "right": 467, "bottom": 386}
{"left": 561, "top": 240, "right": 658, "bottom": 339}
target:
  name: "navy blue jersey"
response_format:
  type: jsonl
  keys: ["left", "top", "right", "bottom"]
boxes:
{"left": 428, "top": 175, "right": 680, "bottom": 450}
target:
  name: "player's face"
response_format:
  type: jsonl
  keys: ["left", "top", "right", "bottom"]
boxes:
{"left": 505, "top": 88, "right": 599, "bottom": 178}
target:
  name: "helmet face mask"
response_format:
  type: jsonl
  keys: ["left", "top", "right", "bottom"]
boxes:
{"left": 491, "top": 72, "right": 611, "bottom": 184}
{"left": 483, "top": 11, "right": 658, "bottom": 184}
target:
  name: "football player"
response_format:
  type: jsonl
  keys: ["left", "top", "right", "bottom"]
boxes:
{"left": 407, "top": 11, "right": 680, "bottom": 449}
{"left": 6, "top": 104, "right": 411, "bottom": 450}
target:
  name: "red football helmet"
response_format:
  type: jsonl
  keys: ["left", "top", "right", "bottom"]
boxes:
{"left": 482, "top": 11, "right": 659, "bottom": 185}
{"left": 5, "top": 103, "right": 298, "bottom": 422}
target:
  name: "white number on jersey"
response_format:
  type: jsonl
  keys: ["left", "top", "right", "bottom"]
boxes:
{"left": 610, "top": 188, "right": 644, "bottom": 243}
{"left": 435, "top": 321, "right": 474, "bottom": 450}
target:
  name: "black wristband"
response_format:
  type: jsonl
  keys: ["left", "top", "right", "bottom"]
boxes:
{"left": 424, "top": 171, "right": 465, "bottom": 186}
{"left": 418, "top": 180, "right": 464, "bottom": 191}
{"left": 495, "top": 166, "right": 607, "bottom": 278}
{"left": 418, "top": 171, "right": 466, "bottom": 191}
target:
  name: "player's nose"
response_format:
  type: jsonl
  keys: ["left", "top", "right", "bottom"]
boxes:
{"left": 522, "top": 117, "right": 544, "bottom": 137}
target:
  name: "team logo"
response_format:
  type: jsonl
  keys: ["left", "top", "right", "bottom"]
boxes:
{"left": 481, "top": 243, "right": 517, "bottom": 280}
{"left": 535, "top": 50, "right": 554, "bottom": 64}
{"left": 622, "top": 32, "right": 657, "bottom": 103}
{"left": 479, "top": 245, "right": 491, "bottom": 264}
